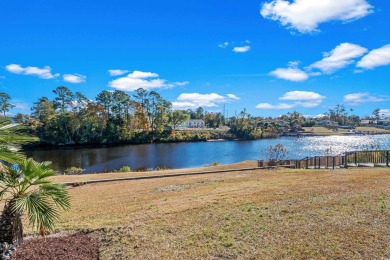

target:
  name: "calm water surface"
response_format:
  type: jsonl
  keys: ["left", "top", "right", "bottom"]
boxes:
{"left": 25, "top": 135, "right": 390, "bottom": 173}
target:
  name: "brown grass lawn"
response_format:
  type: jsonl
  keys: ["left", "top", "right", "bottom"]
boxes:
{"left": 356, "top": 126, "right": 390, "bottom": 133}
{"left": 20, "top": 166, "right": 390, "bottom": 259}
{"left": 303, "top": 126, "right": 390, "bottom": 135}
{"left": 302, "top": 126, "right": 336, "bottom": 135}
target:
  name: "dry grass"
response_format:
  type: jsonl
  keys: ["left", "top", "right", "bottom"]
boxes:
{"left": 302, "top": 126, "right": 336, "bottom": 135}
{"left": 37, "top": 166, "right": 390, "bottom": 259}
{"left": 356, "top": 126, "right": 390, "bottom": 133}
{"left": 303, "top": 126, "right": 390, "bottom": 135}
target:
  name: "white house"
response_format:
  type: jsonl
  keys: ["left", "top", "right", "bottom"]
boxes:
{"left": 316, "top": 119, "right": 338, "bottom": 126}
{"left": 183, "top": 119, "right": 205, "bottom": 128}
{"left": 360, "top": 119, "right": 377, "bottom": 125}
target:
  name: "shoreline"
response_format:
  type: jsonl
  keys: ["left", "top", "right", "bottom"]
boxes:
{"left": 24, "top": 131, "right": 390, "bottom": 150}
{"left": 285, "top": 132, "right": 390, "bottom": 137}
{"left": 50, "top": 160, "right": 260, "bottom": 183}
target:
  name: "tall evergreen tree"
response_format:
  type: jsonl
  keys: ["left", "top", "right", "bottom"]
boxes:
{"left": 0, "top": 92, "right": 15, "bottom": 117}
{"left": 53, "top": 86, "right": 74, "bottom": 113}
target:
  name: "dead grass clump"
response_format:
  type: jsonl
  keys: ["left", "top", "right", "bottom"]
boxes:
{"left": 155, "top": 184, "right": 190, "bottom": 192}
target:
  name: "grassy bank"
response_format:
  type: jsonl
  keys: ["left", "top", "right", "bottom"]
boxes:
{"left": 31, "top": 165, "right": 389, "bottom": 259}
{"left": 302, "top": 126, "right": 390, "bottom": 135}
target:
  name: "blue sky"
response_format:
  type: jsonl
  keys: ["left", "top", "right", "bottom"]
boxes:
{"left": 1, "top": 0, "right": 389, "bottom": 118}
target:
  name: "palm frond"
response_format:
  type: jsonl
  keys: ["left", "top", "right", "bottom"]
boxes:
{"left": 19, "top": 160, "right": 55, "bottom": 186}
{"left": 0, "top": 165, "right": 21, "bottom": 190}
{"left": 0, "top": 124, "right": 38, "bottom": 144}
{"left": 0, "top": 123, "right": 20, "bottom": 130}
{"left": 0, "top": 133, "right": 38, "bottom": 144}
{"left": 0, "top": 187, "right": 10, "bottom": 200}
{"left": 13, "top": 191, "right": 61, "bottom": 235}
{"left": 0, "top": 146, "right": 26, "bottom": 164}
{"left": 2, "top": 158, "right": 71, "bottom": 238}
{"left": 40, "top": 183, "right": 71, "bottom": 210}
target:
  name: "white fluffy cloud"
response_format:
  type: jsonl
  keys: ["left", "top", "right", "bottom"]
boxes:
{"left": 233, "top": 46, "right": 251, "bottom": 53}
{"left": 63, "top": 74, "right": 86, "bottom": 84}
{"left": 5, "top": 64, "right": 59, "bottom": 79}
{"left": 256, "top": 103, "right": 295, "bottom": 110}
{"left": 309, "top": 43, "right": 367, "bottom": 74}
{"left": 260, "top": 0, "right": 373, "bottom": 33}
{"left": 109, "top": 70, "right": 188, "bottom": 91}
{"left": 218, "top": 42, "right": 229, "bottom": 48}
{"left": 279, "top": 91, "right": 325, "bottom": 101}
{"left": 172, "top": 93, "right": 240, "bottom": 109}
{"left": 269, "top": 62, "right": 309, "bottom": 81}
{"left": 256, "top": 90, "right": 325, "bottom": 109}
{"left": 357, "top": 44, "right": 390, "bottom": 69}
{"left": 108, "top": 69, "right": 129, "bottom": 76}
{"left": 227, "top": 94, "right": 240, "bottom": 100}
{"left": 219, "top": 41, "right": 252, "bottom": 52}
{"left": 270, "top": 42, "right": 390, "bottom": 81}
{"left": 343, "top": 92, "right": 387, "bottom": 104}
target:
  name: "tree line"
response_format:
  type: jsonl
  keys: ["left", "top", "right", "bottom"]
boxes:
{"left": 8, "top": 87, "right": 233, "bottom": 145}
{"left": 0, "top": 88, "right": 383, "bottom": 145}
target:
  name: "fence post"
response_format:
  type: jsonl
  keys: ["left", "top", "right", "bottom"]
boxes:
{"left": 354, "top": 152, "right": 357, "bottom": 165}
{"left": 326, "top": 156, "right": 328, "bottom": 168}
{"left": 314, "top": 156, "right": 316, "bottom": 169}
{"left": 344, "top": 154, "right": 348, "bottom": 168}
{"left": 387, "top": 150, "right": 389, "bottom": 167}
{"left": 317, "top": 157, "right": 320, "bottom": 169}
{"left": 333, "top": 156, "right": 335, "bottom": 169}
{"left": 318, "top": 157, "right": 321, "bottom": 169}
{"left": 306, "top": 158, "right": 309, "bottom": 169}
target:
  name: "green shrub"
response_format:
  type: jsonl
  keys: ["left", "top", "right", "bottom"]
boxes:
{"left": 118, "top": 165, "right": 131, "bottom": 172}
{"left": 156, "top": 166, "right": 171, "bottom": 171}
{"left": 64, "top": 166, "right": 84, "bottom": 175}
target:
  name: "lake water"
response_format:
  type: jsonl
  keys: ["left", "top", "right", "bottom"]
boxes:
{"left": 24, "top": 135, "right": 390, "bottom": 173}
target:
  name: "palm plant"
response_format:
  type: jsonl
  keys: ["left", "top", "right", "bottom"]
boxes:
{"left": 0, "top": 123, "right": 38, "bottom": 164}
{"left": 0, "top": 159, "right": 70, "bottom": 245}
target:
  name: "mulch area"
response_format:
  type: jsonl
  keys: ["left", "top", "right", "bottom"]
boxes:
{"left": 11, "top": 232, "right": 98, "bottom": 260}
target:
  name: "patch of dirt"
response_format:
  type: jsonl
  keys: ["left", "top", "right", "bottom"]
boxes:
{"left": 155, "top": 179, "right": 220, "bottom": 192}
{"left": 11, "top": 233, "right": 98, "bottom": 260}
{"left": 155, "top": 184, "right": 190, "bottom": 192}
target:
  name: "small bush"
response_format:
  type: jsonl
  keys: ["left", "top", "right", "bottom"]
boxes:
{"left": 72, "top": 182, "right": 87, "bottom": 187}
{"left": 64, "top": 167, "right": 84, "bottom": 175}
{"left": 211, "top": 162, "right": 220, "bottom": 166}
{"left": 117, "top": 166, "right": 131, "bottom": 172}
{"left": 263, "top": 144, "right": 288, "bottom": 167}
{"left": 156, "top": 166, "right": 171, "bottom": 171}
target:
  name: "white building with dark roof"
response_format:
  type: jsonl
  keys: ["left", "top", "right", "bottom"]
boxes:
{"left": 183, "top": 119, "right": 205, "bottom": 128}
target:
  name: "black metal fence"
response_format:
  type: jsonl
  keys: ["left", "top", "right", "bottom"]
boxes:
{"left": 295, "top": 150, "right": 390, "bottom": 169}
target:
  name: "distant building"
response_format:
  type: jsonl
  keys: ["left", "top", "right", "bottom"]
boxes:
{"left": 316, "top": 120, "right": 338, "bottom": 126}
{"left": 338, "top": 125, "right": 355, "bottom": 129}
{"left": 183, "top": 119, "right": 205, "bottom": 128}
{"left": 378, "top": 119, "right": 390, "bottom": 126}
{"left": 360, "top": 119, "right": 377, "bottom": 126}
